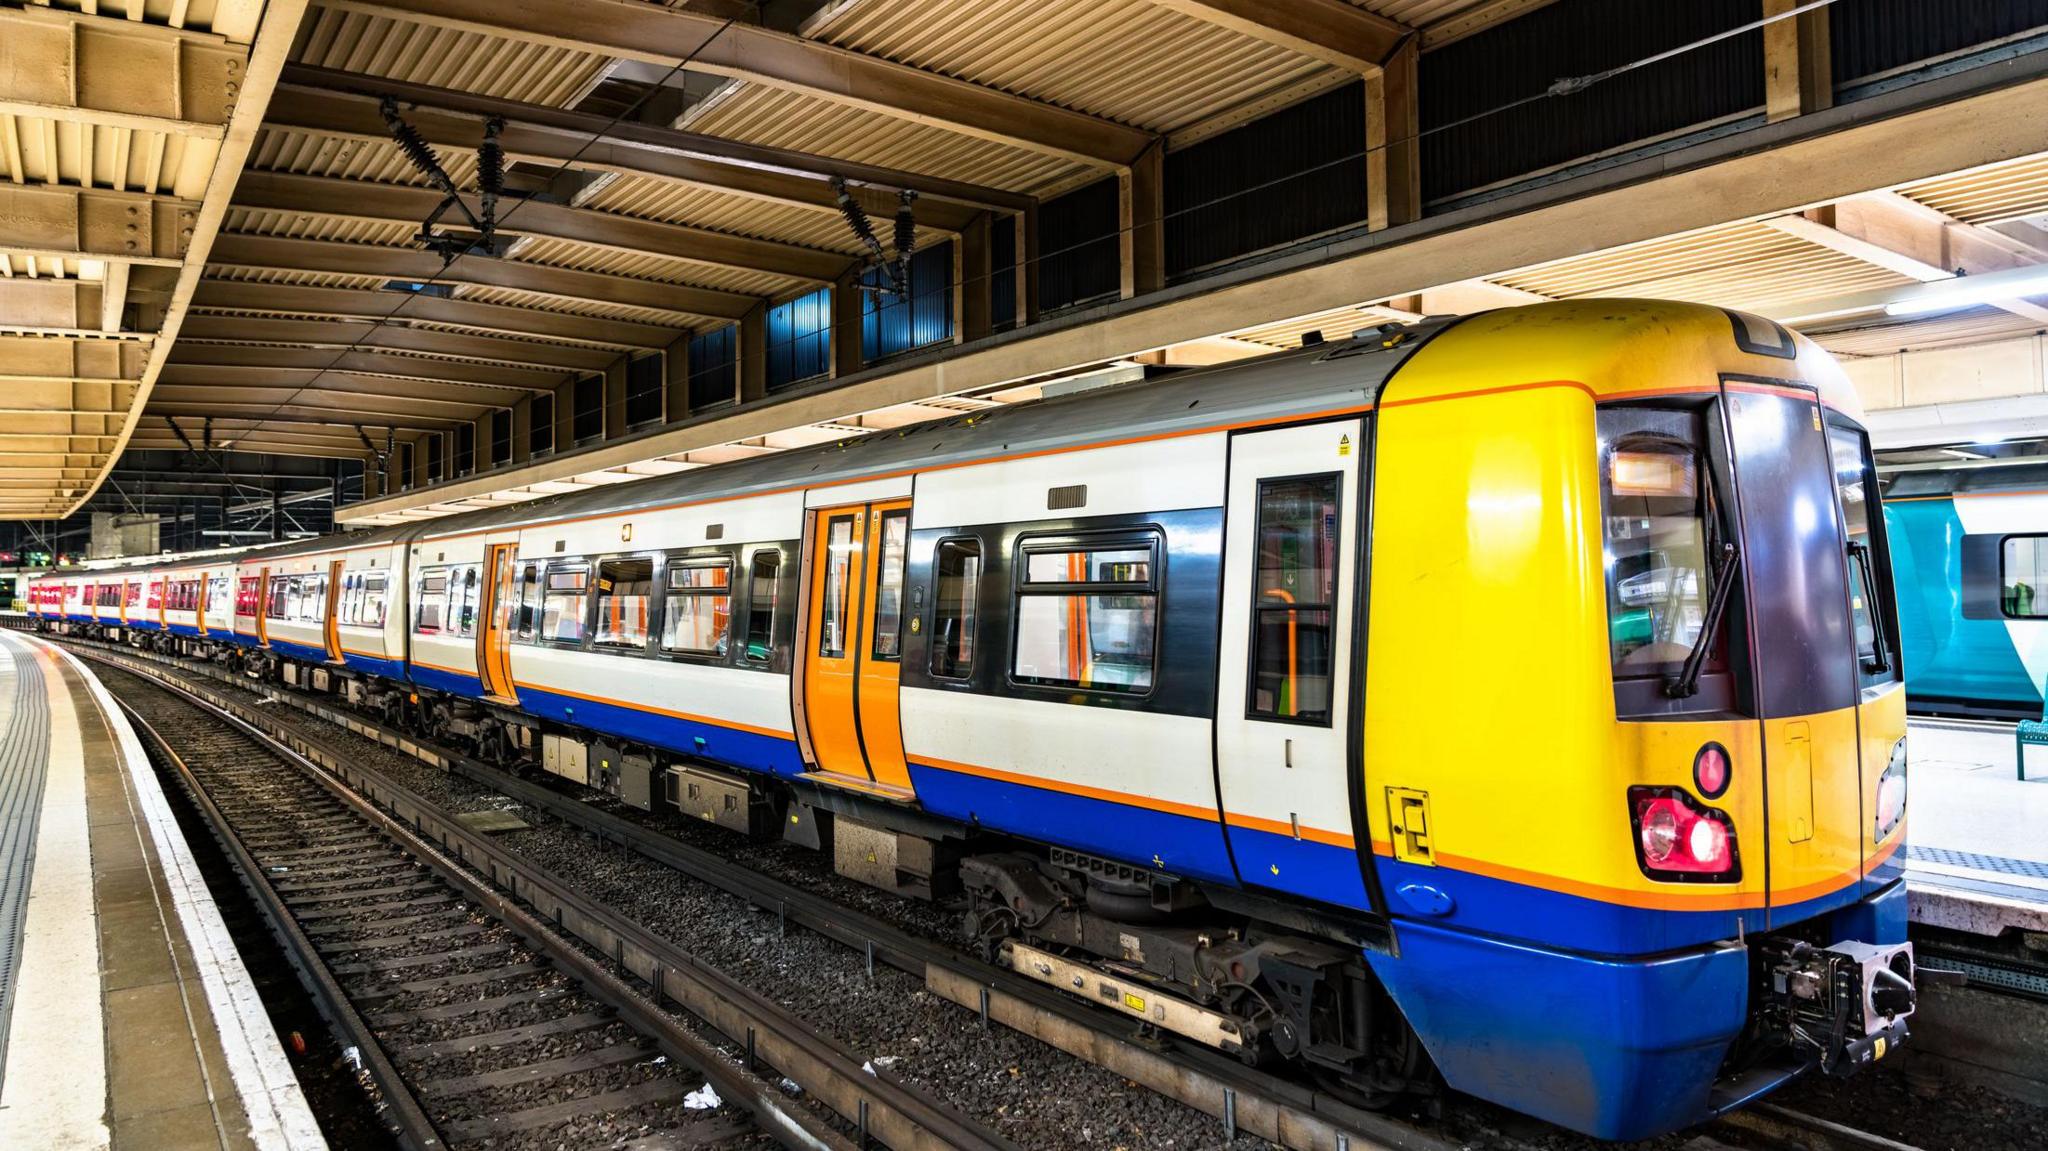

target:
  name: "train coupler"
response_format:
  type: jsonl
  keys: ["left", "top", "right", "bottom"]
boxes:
{"left": 1757, "top": 938, "right": 1915, "bottom": 1075}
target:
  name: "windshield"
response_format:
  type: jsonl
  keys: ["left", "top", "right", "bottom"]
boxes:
{"left": 1599, "top": 406, "right": 1724, "bottom": 682}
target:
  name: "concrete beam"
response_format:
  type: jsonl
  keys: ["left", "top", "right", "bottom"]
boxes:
{"left": 271, "top": 71, "right": 1014, "bottom": 221}
{"left": 156, "top": 364, "right": 539, "bottom": 403}
{"left": 176, "top": 314, "right": 620, "bottom": 371}
{"left": 233, "top": 169, "right": 853, "bottom": 285}
{"left": 165, "top": 343, "right": 568, "bottom": 388}
{"left": 320, "top": 0, "right": 1150, "bottom": 165}
{"left": 0, "top": 8, "right": 243, "bottom": 139}
{"left": 206, "top": 232, "right": 752, "bottom": 321}
{"left": 190, "top": 281, "right": 677, "bottom": 349}
{"left": 0, "top": 185, "right": 196, "bottom": 265}
{"left": 1146, "top": 0, "right": 1408, "bottom": 73}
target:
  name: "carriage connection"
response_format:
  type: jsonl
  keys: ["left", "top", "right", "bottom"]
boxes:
{"left": 24, "top": 299, "right": 1919, "bottom": 1141}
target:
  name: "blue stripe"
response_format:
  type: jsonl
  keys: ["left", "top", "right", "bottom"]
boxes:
{"left": 906, "top": 760, "right": 1239, "bottom": 885}
{"left": 514, "top": 684, "right": 804, "bottom": 777}
{"left": 342, "top": 652, "right": 407, "bottom": 681}
{"left": 166, "top": 623, "right": 204, "bottom": 637}
{"left": 1224, "top": 824, "right": 1370, "bottom": 910}
{"left": 409, "top": 662, "right": 483, "bottom": 697}
{"left": 266, "top": 637, "right": 328, "bottom": 663}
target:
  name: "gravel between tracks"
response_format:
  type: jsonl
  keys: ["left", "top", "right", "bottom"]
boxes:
{"left": 87, "top": 649, "right": 2048, "bottom": 1151}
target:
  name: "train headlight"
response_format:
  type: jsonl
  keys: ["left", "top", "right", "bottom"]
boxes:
{"left": 1629, "top": 787, "right": 1740, "bottom": 881}
{"left": 1875, "top": 739, "right": 1908, "bottom": 842}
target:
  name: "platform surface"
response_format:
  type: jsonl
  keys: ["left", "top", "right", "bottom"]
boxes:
{"left": 1905, "top": 716, "right": 2048, "bottom": 935}
{"left": 0, "top": 631, "right": 322, "bottom": 1151}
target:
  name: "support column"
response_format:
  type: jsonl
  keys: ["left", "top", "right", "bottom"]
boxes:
{"left": 958, "top": 215, "right": 990, "bottom": 344}
{"left": 1764, "top": 0, "right": 1832, "bottom": 122}
{"left": 511, "top": 399, "right": 532, "bottom": 465}
{"left": 664, "top": 331, "right": 692, "bottom": 422}
{"left": 739, "top": 300, "right": 768, "bottom": 404}
{"left": 1019, "top": 205, "right": 1041, "bottom": 326}
{"left": 1366, "top": 40, "right": 1421, "bottom": 231}
{"left": 1119, "top": 142, "right": 1166, "bottom": 299}
{"left": 603, "top": 359, "right": 627, "bottom": 440}
{"left": 361, "top": 456, "right": 381, "bottom": 500}
{"left": 552, "top": 380, "right": 575, "bottom": 452}
{"left": 832, "top": 269, "right": 863, "bottom": 378}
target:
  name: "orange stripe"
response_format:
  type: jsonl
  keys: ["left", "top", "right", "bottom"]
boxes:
{"left": 1222, "top": 810, "right": 1355, "bottom": 849}
{"left": 411, "top": 656, "right": 478, "bottom": 677}
{"left": 1379, "top": 378, "right": 1596, "bottom": 408}
{"left": 513, "top": 679, "right": 793, "bottom": 742}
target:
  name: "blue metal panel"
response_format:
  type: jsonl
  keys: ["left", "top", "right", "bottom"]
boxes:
{"left": 515, "top": 684, "right": 804, "bottom": 778}
{"left": 687, "top": 325, "right": 737, "bottom": 411}
{"left": 1832, "top": 0, "right": 2048, "bottom": 88}
{"left": 861, "top": 241, "right": 953, "bottom": 362}
{"left": 1038, "top": 177, "right": 1119, "bottom": 312}
{"left": 341, "top": 652, "right": 407, "bottom": 682}
{"left": 408, "top": 662, "right": 481, "bottom": 698}
{"left": 267, "top": 637, "right": 328, "bottom": 664}
{"left": 906, "top": 760, "right": 1238, "bottom": 885}
{"left": 1368, "top": 918, "right": 1750, "bottom": 1141}
{"left": 766, "top": 287, "right": 832, "bottom": 392}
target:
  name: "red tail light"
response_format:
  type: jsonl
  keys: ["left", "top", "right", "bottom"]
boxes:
{"left": 1693, "top": 743, "right": 1730, "bottom": 798}
{"left": 1629, "top": 787, "right": 1739, "bottom": 882}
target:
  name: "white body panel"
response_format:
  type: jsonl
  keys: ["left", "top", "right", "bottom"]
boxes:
{"left": 408, "top": 533, "right": 490, "bottom": 682}
{"left": 911, "top": 434, "right": 1225, "bottom": 529}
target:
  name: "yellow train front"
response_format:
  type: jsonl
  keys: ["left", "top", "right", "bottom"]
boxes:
{"left": 1360, "top": 302, "right": 1913, "bottom": 1138}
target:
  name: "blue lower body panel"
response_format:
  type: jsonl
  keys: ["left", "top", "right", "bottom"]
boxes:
{"left": 516, "top": 685, "right": 804, "bottom": 778}
{"left": 410, "top": 662, "right": 483, "bottom": 698}
{"left": 1372, "top": 877, "right": 1912, "bottom": 1141}
{"left": 340, "top": 652, "right": 407, "bottom": 682}
{"left": 1370, "top": 919, "right": 1750, "bottom": 1141}
{"left": 907, "top": 760, "right": 1239, "bottom": 885}
{"left": 1224, "top": 824, "right": 1370, "bottom": 910}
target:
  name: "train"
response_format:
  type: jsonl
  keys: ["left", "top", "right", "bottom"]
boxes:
{"left": 22, "top": 300, "right": 1918, "bottom": 1142}
{"left": 1884, "top": 462, "right": 2048, "bottom": 718}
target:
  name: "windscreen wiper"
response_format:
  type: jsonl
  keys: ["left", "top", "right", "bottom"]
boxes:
{"left": 1665, "top": 541, "right": 1740, "bottom": 699}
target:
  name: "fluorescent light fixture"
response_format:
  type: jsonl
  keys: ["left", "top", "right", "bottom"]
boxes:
{"left": 1884, "top": 268, "right": 2048, "bottom": 316}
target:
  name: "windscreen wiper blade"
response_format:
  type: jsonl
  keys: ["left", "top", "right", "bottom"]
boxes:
{"left": 1665, "top": 541, "right": 1740, "bottom": 700}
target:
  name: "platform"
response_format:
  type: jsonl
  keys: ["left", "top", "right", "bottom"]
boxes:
{"left": 0, "top": 631, "right": 322, "bottom": 1150}
{"left": 1906, "top": 716, "right": 2048, "bottom": 937}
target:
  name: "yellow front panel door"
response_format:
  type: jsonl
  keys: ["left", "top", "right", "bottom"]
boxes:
{"left": 801, "top": 501, "right": 915, "bottom": 793}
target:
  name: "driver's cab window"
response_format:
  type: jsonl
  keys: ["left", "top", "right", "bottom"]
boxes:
{"left": 1597, "top": 405, "right": 1729, "bottom": 709}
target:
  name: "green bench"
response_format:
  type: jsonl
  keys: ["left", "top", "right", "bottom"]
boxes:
{"left": 2017, "top": 720, "right": 2048, "bottom": 782}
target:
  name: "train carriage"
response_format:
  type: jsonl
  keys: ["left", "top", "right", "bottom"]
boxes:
{"left": 23, "top": 301, "right": 1918, "bottom": 1142}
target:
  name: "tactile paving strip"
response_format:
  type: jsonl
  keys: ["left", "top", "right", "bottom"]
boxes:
{"left": 0, "top": 633, "right": 52, "bottom": 1083}
{"left": 1908, "top": 844, "right": 2048, "bottom": 880}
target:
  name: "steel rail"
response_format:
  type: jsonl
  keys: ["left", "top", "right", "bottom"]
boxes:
{"left": 116, "top": 698, "right": 449, "bottom": 1151}
{"left": 79, "top": 646, "right": 1013, "bottom": 1151}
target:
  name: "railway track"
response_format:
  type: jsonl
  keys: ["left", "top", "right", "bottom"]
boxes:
{"left": 55, "top": 638, "right": 1994, "bottom": 1151}
{"left": 101, "top": 659, "right": 1016, "bottom": 1151}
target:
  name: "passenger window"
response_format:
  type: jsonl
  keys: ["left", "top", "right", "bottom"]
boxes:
{"left": 268, "top": 575, "right": 290, "bottom": 620}
{"left": 872, "top": 511, "right": 909, "bottom": 660}
{"left": 1830, "top": 425, "right": 1898, "bottom": 683}
{"left": 361, "top": 572, "right": 389, "bottom": 627}
{"left": 819, "top": 515, "right": 856, "bottom": 658}
{"left": 541, "top": 563, "right": 589, "bottom": 643}
{"left": 2003, "top": 536, "right": 2048, "bottom": 619}
{"left": 742, "top": 550, "right": 780, "bottom": 664}
{"left": 1249, "top": 475, "right": 1340, "bottom": 723}
{"left": 595, "top": 557, "right": 652, "bottom": 648}
{"left": 929, "top": 539, "right": 981, "bottom": 679}
{"left": 661, "top": 558, "right": 731, "bottom": 657}
{"left": 1011, "top": 535, "right": 1158, "bottom": 694}
{"left": 514, "top": 563, "right": 541, "bottom": 638}
{"left": 416, "top": 568, "right": 449, "bottom": 633}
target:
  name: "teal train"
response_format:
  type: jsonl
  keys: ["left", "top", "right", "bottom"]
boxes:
{"left": 1886, "top": 465, "right": 2048, "bottom": 718}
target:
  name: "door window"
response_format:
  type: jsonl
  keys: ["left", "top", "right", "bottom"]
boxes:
{"left": 929, "top": 539, "right": 981, "bottom": 679}
{"left": 1248, "top": 474, "right": 1340, "bottom": 723}
{"left": 819, "top": 515, "right": 857, "bottom": 658}
{"left": 514, "top": 562, "right": 541, "bottom": 638}
{"left": 415, "top": 568, "right": 449, "bottom": 633}
{"left": 871, "top": 510, "right": 910, "bottom": 660}
{"left": 1012, "top": 534, "right": 1159, "bottom": 694}
{"left": 742, "top": 550, "right": 780, "bottom": 664}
